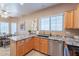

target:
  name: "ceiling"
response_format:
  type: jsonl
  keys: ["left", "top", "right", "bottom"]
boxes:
{"left": 0, "top": 3, "right": 58, "bottom": 17}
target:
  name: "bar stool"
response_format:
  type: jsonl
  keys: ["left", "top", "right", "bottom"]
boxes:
{"left": 2, "top": 37, "right": 7, "bottom": 48}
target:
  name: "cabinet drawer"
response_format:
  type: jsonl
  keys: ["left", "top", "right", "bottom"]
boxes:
{"left": 25, "top": 38, "right": 31, "bottom": 42}
{"left": 16, "top": 40, "right": 25, "bottom": 46}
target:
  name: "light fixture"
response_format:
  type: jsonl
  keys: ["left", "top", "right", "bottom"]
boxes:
{"left": 0, "top": 3, "right": 9, "bottom": 18}
{"left": 20, "top": 3, "right": 24, "bottom": 5}
{"left": 1, "top": 12, "right": 9, "bottom": 18}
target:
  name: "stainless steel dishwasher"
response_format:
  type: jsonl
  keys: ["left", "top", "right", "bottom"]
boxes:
{"left": 48, "top": 39, "right": 64, "bottom": 56}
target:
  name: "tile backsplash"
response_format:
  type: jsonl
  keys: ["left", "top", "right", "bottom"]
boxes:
{"left": 39, "top": 29, "right": 79, "bottom": 36}
{"left": 66, "top": 29, "right": 79, "bottom": 36}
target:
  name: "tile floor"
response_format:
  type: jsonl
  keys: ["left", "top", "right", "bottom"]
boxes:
{"left": 26, "top": 50, "right": 46, "bottom": 56}
{"left": 0, "top": 46, "right": 10, "bottom": 56}
{"left": 0, "top": 46, "right": 46, "bottom": 56}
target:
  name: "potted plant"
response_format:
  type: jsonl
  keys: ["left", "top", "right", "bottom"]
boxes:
{"left": 28, "top": 29, "right": 32, "bottom": 34}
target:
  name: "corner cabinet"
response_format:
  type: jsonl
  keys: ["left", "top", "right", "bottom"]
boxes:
{"left": 10, "top": 38, "right": 33, "bottom": 56}
{"left": 33, "top": 37, "right": 40, "bottom": 51}
{"left": 33, "top": 37, "right": 48, "bottom": 55}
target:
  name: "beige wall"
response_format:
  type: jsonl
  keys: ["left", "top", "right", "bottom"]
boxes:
{"left": 17, "top": 3, "right": 78, "bottom": 35}
{"left": 17, "top": 16, "right": 33, "bottom": 35}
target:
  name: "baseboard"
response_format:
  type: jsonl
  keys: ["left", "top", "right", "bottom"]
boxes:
{"left": 24, "top": 49, "right": 50, "bottom": 56}
{"left": 23, "top": 49, "right": 33, "bottom": 56}
{"left": 33, "top": 49, "right": 49, "bottom": 56}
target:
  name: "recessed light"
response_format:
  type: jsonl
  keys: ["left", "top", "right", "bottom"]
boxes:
{"left": 20, "top": 3, "right": 24, "bottom": 5}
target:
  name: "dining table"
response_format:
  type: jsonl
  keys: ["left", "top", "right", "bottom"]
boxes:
{"left": 0, "top": 35, "right": 10, "bottom": 47}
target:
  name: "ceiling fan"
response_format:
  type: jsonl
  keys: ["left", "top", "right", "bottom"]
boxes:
{"left": 0, "top": 3, "right": 10, "bottom": 18}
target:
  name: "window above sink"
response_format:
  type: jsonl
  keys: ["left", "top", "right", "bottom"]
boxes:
{"left": 39, "top": 13, "right": 64, "bottom": 32}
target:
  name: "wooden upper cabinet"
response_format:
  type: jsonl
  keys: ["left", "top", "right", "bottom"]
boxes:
{"left": 74, "top": 7, "right": 79, "bottom": 29}
{"left": 64, "top": 4, "right": 79, "bottom": 29}
{"left": 64, "top": 10, "right": 74, "bottom": 29}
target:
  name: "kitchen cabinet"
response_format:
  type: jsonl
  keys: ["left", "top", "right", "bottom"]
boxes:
{"left": 74, "top": 7, "right": 79, "bottom": 29}
{"left": 16, "top": 38, "right": 33, "bottom": 56}
{"left": 64, "top": 10, "right": 74, "bottom": 29}
{"left": 48, "top": 40, "right": 63, "bottom": 56}
{"left": 10, "top": 36, "right": 48, "bottom": 56}
{"left": 33, "top": 37, "right": 48, "bottom": 54}
{"left": 16, "top": 40, "right": 25, "bottom": 56}
{"left": 64, "top": 5, "right": 79, "bottom": 29}
{"left": 10, "top": 37, "right": 33, "bottom": 56}
{"left": 33, "top": 37, "right": 40, "bottom": 51}
{"left": 39, "top": 38, "right": 48, "bottom": 54}
{"left": 24, "top": 38, "right": 33, "bottom": 54}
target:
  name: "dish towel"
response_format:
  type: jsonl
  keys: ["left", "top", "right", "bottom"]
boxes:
{"left": 64, "top": 47, "right": 70, "bottom": 56}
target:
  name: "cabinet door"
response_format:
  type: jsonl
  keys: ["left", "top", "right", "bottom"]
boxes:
{"left": 64, "top": 10, "right": 74, "bottom": 29}
{"left": 28, "top": 38, "right": 33, "bottom": 51}
{"left": 16, "top": 40, "right": 25, "bottom": 56}
{"left": 74, "top": 8, "right": 79, "bottom": 29}
{"left": 16, "top": 46, "right": 21, "bottom": 56}
{"left": 33, "top": 37, "right": 40, "bottom": 51}
{"left": 24, "top": 38, "right": 31, "bottom": 53}
{"left": 39, "top": 38, "right": 48, "bottom": 54}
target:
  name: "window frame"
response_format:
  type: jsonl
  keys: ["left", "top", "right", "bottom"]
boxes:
{"left": 11, "top": 22, "right": 17, "bottom": 35}
{"left": 39, "top": 13, "right": 64, "bottom": 32}
{"left": 50, "top": 13, "right": 64, "bottom": 32}
{"left": 39, "top": 16, "right": 50, "bottom": 31}
{"left": 0, "top": 22, "right": 9, "bottom": 35}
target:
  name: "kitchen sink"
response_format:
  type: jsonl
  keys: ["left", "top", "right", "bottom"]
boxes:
{"left": 37, "top": 34, "right": 49, "bottom": 38}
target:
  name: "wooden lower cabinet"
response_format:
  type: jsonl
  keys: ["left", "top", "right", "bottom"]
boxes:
{"left": 10, "top": 37, "right": 48, "bottom": 56}
{"left": 16, "top": 38, "right": 33, "bottom": 56}
{"left": 24, "top": 39, "right": 30, "bottom": 54}
{"left": 24, "top": 38, "right": 33, "bottom": 54}
{"left": 33, "top": 37, "right": 40, "bottom": 51}
{"left": 16, "top": 40, "right": 25, "bottom": 56}
{"left": 33, "top": 37, "right": 48, "bottom": 54}
{"left": 16, "top": 45, "right": 24, "bottom": 56}
{"left": 39, "top": 38, "right": 48, "bottom": 54}
{"left": 39, "top": 45, "right": 48, "bottom": 54}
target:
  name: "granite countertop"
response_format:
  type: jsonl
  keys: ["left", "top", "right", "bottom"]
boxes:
{"left": 9, "top": 34, "right": 79, "bottom": 47}
{"left": 64, "top": 37, "right": 79, "bottom": 47}
{"left": 9, "top": 34, "right": 36, "bottom": 41}
{"left": 9, "top": 34, "right": 63, "bottom": 41}
{"left": 48, "top": 36, "right": 64, "bottom": 41}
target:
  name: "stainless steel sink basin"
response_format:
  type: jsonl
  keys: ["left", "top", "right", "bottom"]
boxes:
{"left": 37, "top": 34, "right": 49, "bottom": 38}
